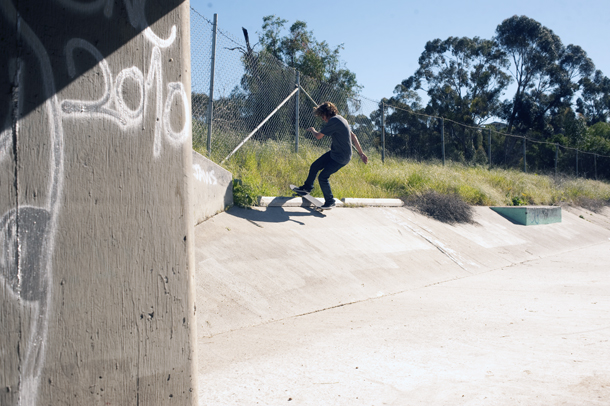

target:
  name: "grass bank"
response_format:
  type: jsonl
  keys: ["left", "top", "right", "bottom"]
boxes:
{"left": 197, "top": 141, "right": 610, "bottom": 208}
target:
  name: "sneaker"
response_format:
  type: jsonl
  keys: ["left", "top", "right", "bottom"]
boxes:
{"left": 321, "top": 200, "right": 336, "bottom": 209}
{"left": 292, "top": 186, "right": 310, "bottom": 196}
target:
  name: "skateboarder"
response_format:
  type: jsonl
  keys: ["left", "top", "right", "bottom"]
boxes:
{"left": 293, "top": 101, "right": 368, "bottom": 209}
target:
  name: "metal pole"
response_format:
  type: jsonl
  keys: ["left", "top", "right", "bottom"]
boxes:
{"left": 523, "top": 137, "right": 526, "bottom": 173}
{"left": 295, "top": 71, "right": 300, "bottom": 153}
{"left": 576, "top": 150, "right": 579, "bottom": 177}
{"left": 595, "top": 154, "right": 598, "bottom": 180}
{"left": 441, "top": 118, "right": 445, "bottom": 166}
{"left": 488, "top": 128, "right": 492, "bottom": 169}
{"left": 381, "top": 102, "right": 385, "bottom": 163}
{"left": 206, "top": 13, "right": 218, "bottom": 155}
{"left": 555, "top": 144, "right": 558, "bottom": 177}
{"left": 222, "top": 87, "right": 299, "bottom": 164}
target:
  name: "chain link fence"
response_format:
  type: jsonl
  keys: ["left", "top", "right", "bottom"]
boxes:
{"left": 190, "top": 8, "right": 610, "bottom": 180}
{"left": 190, "top": 8, "right": 379, "bottom": 164}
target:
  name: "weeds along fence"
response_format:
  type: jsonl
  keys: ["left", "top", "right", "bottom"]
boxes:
{"left": 190, "top": 8, "right": 610, "bottom": 180}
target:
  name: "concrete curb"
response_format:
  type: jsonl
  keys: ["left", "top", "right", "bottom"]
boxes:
{"left": 258, "top": 196, "right": 345, "bottom": 207}
{"left": 342, "top": 198, "right": 404, "bottom": 207}
{"left": 258, "top": 196, "right": 403, "bottom": 208}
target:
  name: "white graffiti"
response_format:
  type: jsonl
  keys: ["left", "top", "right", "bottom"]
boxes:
{"left": 61, "top": 38, "right": 189, "bottom": 157}
{"left": 0, "top": 126, "right": 11, "bottom": 162}
{"left": 193, "top": 164, "right": 218, "bottom": 185}
{"left": 1, "top": 58, "right": 16, "bottom": 163}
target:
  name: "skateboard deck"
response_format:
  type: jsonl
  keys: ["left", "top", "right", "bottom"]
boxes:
{"left": 290, "top": 184, "right": 331, "bottom": 212}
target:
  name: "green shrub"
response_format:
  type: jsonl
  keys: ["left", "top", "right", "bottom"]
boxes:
{"left": 232, "top": 179, "right": 258, "bottom": 208}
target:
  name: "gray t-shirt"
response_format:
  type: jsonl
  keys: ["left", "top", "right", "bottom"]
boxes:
{"left": 320, "top": 115, "right": 352, "bottom": 165}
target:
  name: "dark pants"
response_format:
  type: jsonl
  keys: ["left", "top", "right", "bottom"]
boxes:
{"left": 302, "top": 151, "right": 347, "bottom": 204}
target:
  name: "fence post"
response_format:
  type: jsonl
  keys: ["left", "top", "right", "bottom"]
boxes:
{"left": 488, "top": 128, "right": 492, "bottom": 169}
{"left": 381, "top": 101, "right": 385, "bottom": 163}
{"left": 595, "top": 154, "right": 598, "bottom": 180}
{"left": 206, "top": 13, "right": 218, "bottom": 155}
{"left": 295, "top": 70, "right": 300, "bottom": 153}
{"left": 441, "top": 118, "right": 445, "bottom": 166}
{"left": 555, "top": 144, "right": 558, "bottom": 176}
{"left": 523, "top": 137, "right": 526, "bottom": 173}
{"left": 576, "top": 149, "right": 579, "bottom": 177}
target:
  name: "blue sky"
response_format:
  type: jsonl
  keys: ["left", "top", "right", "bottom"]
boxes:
{"left": 190, "top": 0, "right": 610, "bottom": 104}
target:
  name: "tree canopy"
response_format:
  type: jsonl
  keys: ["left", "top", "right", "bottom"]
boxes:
{"left": 258, "top": 15, "right": 360, "bottom": 93}
{"left": 384, "top": 14, "right": 609, "bottom": 171}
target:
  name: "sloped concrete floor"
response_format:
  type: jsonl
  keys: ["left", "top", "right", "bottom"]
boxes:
{"left": 198, "top": 240, "right": 610, "bottom": 405}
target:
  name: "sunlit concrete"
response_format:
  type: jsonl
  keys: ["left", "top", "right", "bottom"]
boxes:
{"left": 195, "top": 206, "right": 610, "bottom": 405}
{"left": 199, "top": 241, "right": 610, "bottom": 405}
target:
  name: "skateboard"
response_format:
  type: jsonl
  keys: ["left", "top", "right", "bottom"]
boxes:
{"left": 290, "top": 184, "right": 331, "bottom": 212}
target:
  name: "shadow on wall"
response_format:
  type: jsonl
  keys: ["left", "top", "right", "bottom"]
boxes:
{"left": 0, "top": 0, "right": 186, "bottom": 125}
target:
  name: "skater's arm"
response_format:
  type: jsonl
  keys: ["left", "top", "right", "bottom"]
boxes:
{"left": 351, "top": 132, "right": 368, "bottom": 164}
{"left": 306, "top": 127, "right": 325, "bottom": 140}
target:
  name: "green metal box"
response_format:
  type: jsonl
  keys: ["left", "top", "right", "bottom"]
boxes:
{"left": 490, "top": 206, "right": 562, "bottom": 226}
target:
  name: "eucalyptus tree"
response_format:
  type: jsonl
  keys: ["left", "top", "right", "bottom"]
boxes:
{"left": 258, "top": 15, "right": 360, "bottom": 98}
{"left": 495, "top": 15, "right": 595, "bottom": 168}
{"left": 495, "top": 15, "right": 564, "bottom": 135}
{"left": 495, "top": 16, "right": 594, "bottom": 131}
{"left": 577, "top": 70, "right": 610, "bottom": 125}
{"left": 396, "top": 36, "right": 511, "bottom": 161}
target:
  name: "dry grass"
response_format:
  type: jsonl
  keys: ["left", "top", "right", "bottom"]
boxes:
{"left": 207, "top": 142, "right": 610, "bottom": 209}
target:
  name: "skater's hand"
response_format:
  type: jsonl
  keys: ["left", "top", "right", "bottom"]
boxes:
{"left": 307, "top": 127, "right": 324, "bottom": 140}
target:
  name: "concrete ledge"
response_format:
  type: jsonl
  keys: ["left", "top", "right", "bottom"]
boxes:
{"left": 192, "top": 151, "right": 233, "bottom": 225}
{"left": 258, "top": 196, "right": 403, "bottom": 208}
{"left": 342, "top": 198, "right": 404, "bottom": 207}
{"left": 258, "top": 196, "right": 344, "bottom": 207}
{"left": 490, "top": 206, "right": 562, "bottom": 225}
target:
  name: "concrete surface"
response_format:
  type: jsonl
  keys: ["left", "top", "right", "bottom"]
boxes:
{"left": 1, "top": 2, "right": 197, "bottom": 405}
{"left": 198, "top": 241, "right": 610, "bottom": 405}
{"left": 195, "top": 204, "right": 610, "bottom": 405}
{"left": 192, "top": 150, "right": 233, "bottom": 225}
{"left": 194, "top": 205, "right": 610, "bottom": 337}
{"left": 564, "top": 206, "right": 610, "bottom": 230}
{"left": 342, "top": 198, "right": 404, "bottom": 207}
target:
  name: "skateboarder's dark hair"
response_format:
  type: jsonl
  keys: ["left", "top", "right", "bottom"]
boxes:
{"left": 314, "top": 102, "right": 338, "bottom": 119}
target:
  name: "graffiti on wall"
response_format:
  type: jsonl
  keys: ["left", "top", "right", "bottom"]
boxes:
{"left": 61, "top": 37, "right": 189, "bottom": 157}
{"left": 0, "top": 0, "right": 188, "bottom": 405}
{"left": 193, "top": 164, "right": 218, "bottom": 185}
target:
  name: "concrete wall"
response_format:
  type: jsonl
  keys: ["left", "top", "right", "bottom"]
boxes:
{"left": 0, "top": 1, "right": 197, "bottom": 405}
{"left": 192, "top": 150, "right": 233, "bottom": 225}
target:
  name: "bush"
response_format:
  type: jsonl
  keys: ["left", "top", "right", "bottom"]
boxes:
{"left": 405, "top": 190, "right": 474, "bottom": 224}
{"left": 233, "top": 179, "right": 258, "bottom": 208}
